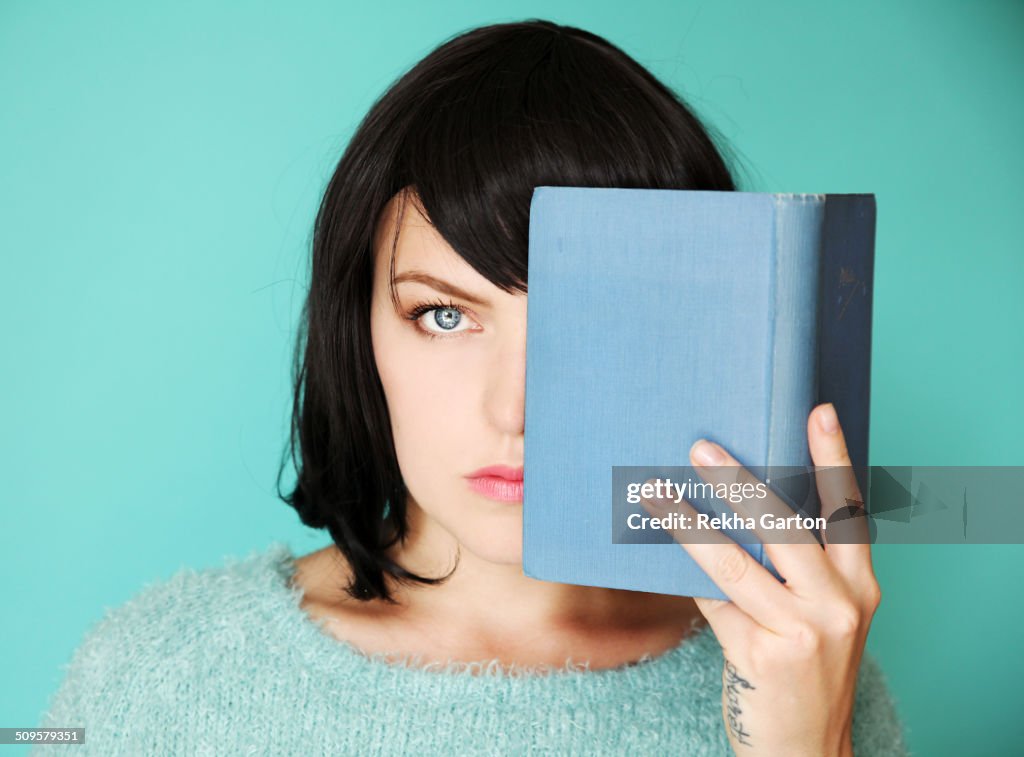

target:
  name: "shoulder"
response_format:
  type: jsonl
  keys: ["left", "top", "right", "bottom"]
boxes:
{"left": 73, "top": 542, "right": 297, "bottom": 658}
{"left": 38, "top": 544, "right": 298, "bottom": 733}
{"left": 851, "top": 649, "right": 910, "bottom": 756}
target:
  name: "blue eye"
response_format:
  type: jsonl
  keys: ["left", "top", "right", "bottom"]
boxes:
{"left": 404, "top": 299, "right": 478, "bottom": 339}
{"left": 431, "top": 307, "right": 462, "bottom": 331}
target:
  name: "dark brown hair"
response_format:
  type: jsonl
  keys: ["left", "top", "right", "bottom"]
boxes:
{"left": 276, "top": 19, "right": 740, "bottom": 602}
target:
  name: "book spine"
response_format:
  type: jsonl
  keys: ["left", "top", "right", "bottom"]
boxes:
{"left": 764, "top": 195, "right": 827, "bottom": 570}
{"left": 817, "top": 195, "right": 876, "bottom": 494}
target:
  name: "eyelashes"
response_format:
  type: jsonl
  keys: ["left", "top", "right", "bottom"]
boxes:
{"left": 402, "top": 297, "right": 478, "bottom": 340}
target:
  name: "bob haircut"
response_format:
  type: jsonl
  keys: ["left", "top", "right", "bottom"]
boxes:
{"left": 277, "top": 18, "right": 741, "bottom": 602}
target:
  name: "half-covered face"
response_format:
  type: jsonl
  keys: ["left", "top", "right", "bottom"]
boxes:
{"left": 370, "top": 189, "right": 527, "bottom": 564}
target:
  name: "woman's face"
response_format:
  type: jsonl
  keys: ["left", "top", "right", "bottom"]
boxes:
{"left": 370, "top": 190, "right": 527, "bottom": 565}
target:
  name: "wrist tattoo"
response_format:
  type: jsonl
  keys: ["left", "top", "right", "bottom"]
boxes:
{"left": 724, "top": 658, "right": 756, "bottom": 747}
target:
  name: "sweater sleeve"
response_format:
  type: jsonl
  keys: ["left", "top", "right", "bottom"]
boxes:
{"left": 32, "top": 603, "right": 147, "bottom": 756}
{"left": 31, "top": 568, "right": 216, "bottom": 757}
{"left": 850, "top": 650, "right": 910, "bottom": 756}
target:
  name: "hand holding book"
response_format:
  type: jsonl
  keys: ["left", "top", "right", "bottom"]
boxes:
{"left": 640, "top": 402, "right": 877, "bottom": 757}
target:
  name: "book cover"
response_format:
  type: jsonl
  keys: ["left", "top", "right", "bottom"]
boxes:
{"left": 522, "top": 187, "right": 875, "bottom": 599}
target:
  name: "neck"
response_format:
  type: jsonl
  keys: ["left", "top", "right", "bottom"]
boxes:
{"left": 383, "top": 499, "right": 699, "bottom": 647}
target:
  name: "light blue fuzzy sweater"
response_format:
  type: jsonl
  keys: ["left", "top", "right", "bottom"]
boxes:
{"left": 35, "top": 544, "right": 909, "bottom": 756}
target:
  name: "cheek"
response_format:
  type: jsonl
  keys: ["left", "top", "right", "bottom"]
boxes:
{"left": 371, "top": 315, "right": 476, "bottom": 484}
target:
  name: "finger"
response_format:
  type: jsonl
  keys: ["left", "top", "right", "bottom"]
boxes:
{"left": 689, "top": 439, "right": 848, "bottom": 599}
{"left": 808, "top": 403, "right": 875, "bottom": 581}
{"left": 640, "top": 491, "right": 799, "bottom": 634}
{"left": 692, "top": 596, "right": 760, "bottom": 649}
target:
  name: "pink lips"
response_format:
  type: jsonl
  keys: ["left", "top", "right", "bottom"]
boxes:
{"left": 465, "top": 465, "right": 524, "bottom": 503}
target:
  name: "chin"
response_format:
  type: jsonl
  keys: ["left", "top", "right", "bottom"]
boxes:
{"left": 465, "top": 540, "right": 523, "bottom": 566}
{"left": 455, "top": 512, "right": 524, "bottom": 565}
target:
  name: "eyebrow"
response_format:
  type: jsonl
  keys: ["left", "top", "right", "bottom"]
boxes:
{"left": 392, "top": 270, "right": 491, "bottom": 307}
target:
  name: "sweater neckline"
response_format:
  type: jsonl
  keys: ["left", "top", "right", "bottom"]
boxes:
{"left": 259, "top": 541, "right": 719, "bottom": 684}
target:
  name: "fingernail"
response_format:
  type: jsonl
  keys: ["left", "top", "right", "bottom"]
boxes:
{"left": 817, "top": 403, "right": 839, "bottom": 434}
{"left": 691, "top": 439, "right": 725, "bottom": 466}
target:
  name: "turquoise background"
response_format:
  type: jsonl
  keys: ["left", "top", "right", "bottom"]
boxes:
{"left": 2, "top": 1, "right": 1021, "bottom": 754}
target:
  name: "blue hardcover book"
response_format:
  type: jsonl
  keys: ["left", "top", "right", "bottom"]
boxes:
{"left": 522, "top": 187, "right": 875, "bottom": 599}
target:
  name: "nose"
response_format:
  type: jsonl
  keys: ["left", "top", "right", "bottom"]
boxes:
{"left": 483, "top": 324, "right": 527, "bottom": 437}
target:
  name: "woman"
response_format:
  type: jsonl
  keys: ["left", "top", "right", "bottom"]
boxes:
{"left": 38, "top": 19, "right": 907, "bottom": 756}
